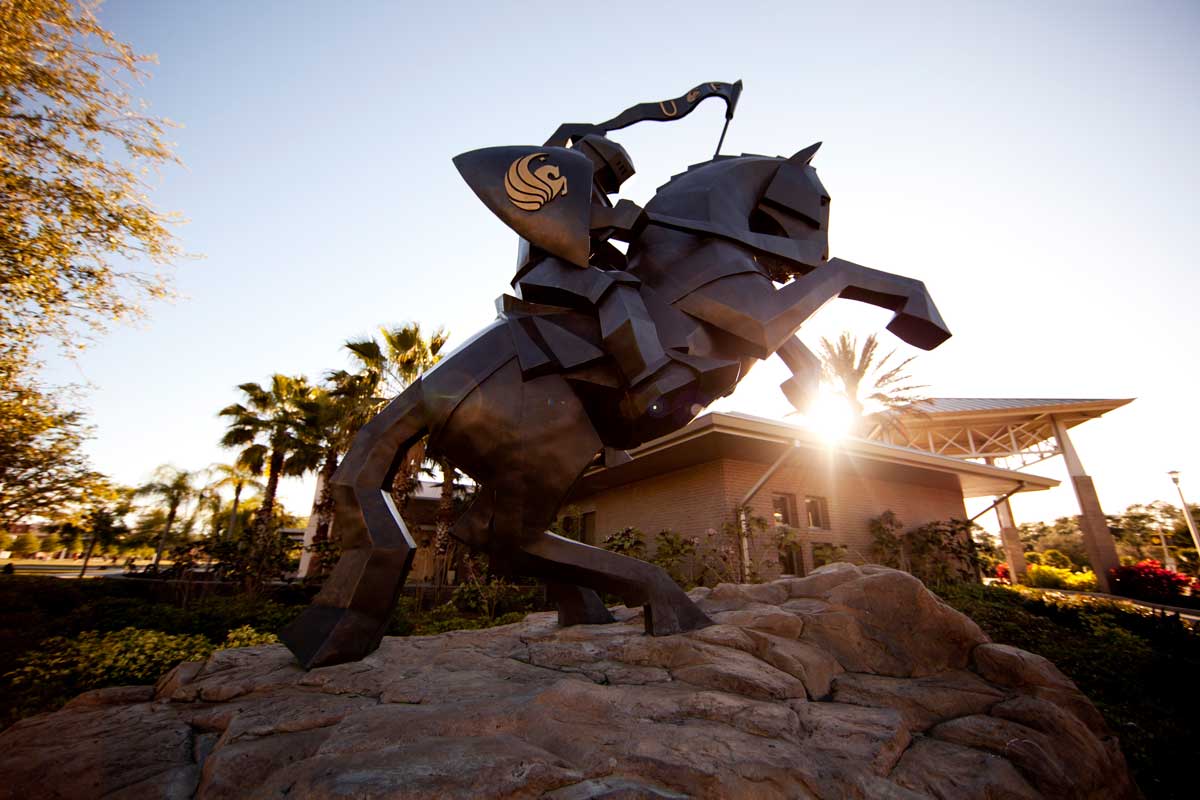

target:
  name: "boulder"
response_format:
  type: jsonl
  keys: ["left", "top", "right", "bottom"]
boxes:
{"left": 0, "top": 565, "right": 1138, "bottom": 799}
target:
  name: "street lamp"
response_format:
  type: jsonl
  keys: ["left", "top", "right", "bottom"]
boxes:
{"left": 1168, "top": 470, "right": 1200, "bottom": 567}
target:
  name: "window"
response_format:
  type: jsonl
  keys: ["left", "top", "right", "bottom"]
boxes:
{"left": 780, "top": 544, "right": 804, "bottom": 576}
{"left": 559, "top": 511, "right": 597, "bottom": 544}
{"left": 806, "top": 496, "right": 831, "bottom": 529}
{"left": 772, "top": 493, "right": 798, "bottom": 527}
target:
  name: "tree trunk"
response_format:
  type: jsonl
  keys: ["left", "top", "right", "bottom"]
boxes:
{"left": 391, "top": 438, "right": 426, "bottom": 517}
{"left": 245, "top": 448, "right": 284, "bottom": 592}
{"left": 227, "top": 481, "right": 243, "bottom": 539}
{"left": 151, "top": 504, "right": 177, "bottom": 571}
{"left": 253, "top": 449, "right": 284, "bottom": 535}
{"left": 79, "top": 536, "right": 97, "bottom": 578}
{"left": 299, "top": 450, "right": 339, "bottom": 578}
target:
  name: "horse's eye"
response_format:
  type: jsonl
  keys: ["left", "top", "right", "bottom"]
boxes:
{"left": 749, "top": 208, "right": 787, "bottom": 237}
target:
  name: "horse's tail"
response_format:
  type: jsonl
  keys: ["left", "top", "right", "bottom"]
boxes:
{"left": 280, "top": 378, "right": 430, "bottom": 668}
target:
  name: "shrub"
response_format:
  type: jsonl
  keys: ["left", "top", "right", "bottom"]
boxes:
{"left": 935, "top": 582, "right": 1200, "bottom": 797}
{"left": 1042, "top": 548, "right": 1074, "bottom": 569}
{"left": 1109, "top": 560, "right": 1194, "bottom": 606}
{"left": 4, "top": 628, "right": 213, "bottom": 717}
{"left": 220, "top": 625, "right": 278, "bottom": 648}
{"left": 866, "top": 513, "right": 983, "bottom": 588}
{"left": 868, "top": 511, "right": 905, "bottom": 569}
{"left": 602, "top": 527, "right": 646, "bottom": 558}
{"left": 696, "top": 526, "right": 740, "bottom": 586}
{"left": 650, "top": 530, "right": 698, "bottom": 587}
{"left": 1024, "top": 551, "right": 1043, "bottom": 565}
{"left": 9, "top": 533, "right": 40, "bottom": 556}
{"left": 812, "top": 542, "right": 849, "bottom": 568}
{"left": 1026, "top": 564, "right": 1097, "bottom": 591}
{"left": 902, "top": 519, "right": 980, "bottom": 588}
{"left": 995, "top": 562, "right": 1011, "bottom": 583}
{"left": 1066, "top": 570, "right": 1099, "bottom": 592}
{"left": 1027, "top": 563, "right": 1071, "bottom": 589}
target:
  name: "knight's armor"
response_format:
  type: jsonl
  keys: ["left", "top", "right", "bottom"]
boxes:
{"left": 454, "top": 136, "right": 733, "bottom": 442}
{"left": 511, "top": 136, "right": 678, "bottom": 415}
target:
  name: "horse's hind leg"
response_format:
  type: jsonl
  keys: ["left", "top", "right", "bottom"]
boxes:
{"left": 279, "top": 381, "right": 427, "bottom": 669}
{"left": 487, "top": 371, "right": 711, "bottom": 634}
{"left": 447, "top": 430, "right": 615, "bottom": 627}
{"left": 547, "top": 582, "right": 615, "bottom": 626}
{"left": 519, "top": 531, "right": 711, "bottom": 635}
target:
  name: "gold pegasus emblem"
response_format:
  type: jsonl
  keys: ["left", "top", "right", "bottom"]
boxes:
{"left": 505, "top": 153, "right": 568, "bottom": 211}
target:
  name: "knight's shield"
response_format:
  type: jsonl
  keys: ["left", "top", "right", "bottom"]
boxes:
{"left": 453, "top": 145, "right": 593, "bottom": 268}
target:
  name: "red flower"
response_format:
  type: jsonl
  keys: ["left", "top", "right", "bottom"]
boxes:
{"left": 1109, "top": 559, "right": 1192, "bottom": 604}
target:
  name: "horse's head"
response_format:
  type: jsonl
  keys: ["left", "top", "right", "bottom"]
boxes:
{"left": 633, "top": 144, "right": 831, "bottom": 283}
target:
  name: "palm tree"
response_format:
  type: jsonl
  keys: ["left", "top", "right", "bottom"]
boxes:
{"left": 818, "top": 332, "right": 927, "bottom": 435}
{"left": 219, "top": 375, "right": 319, "bottom": 537}
{"left": 208, "top": 462, "right": 263, "bottom": 539}
{"left": 78, "top": 486, "right": 133, "bottom": 577}
{"left": 135, "top": 466, "right": 195, "bottom": 571}
{"left": 219, "top": 377, "right": 324, "bottom": 589}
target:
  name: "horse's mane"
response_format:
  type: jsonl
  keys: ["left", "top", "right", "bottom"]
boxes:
{"left": 646, "top": 153, "right": 784, "bottom": 224}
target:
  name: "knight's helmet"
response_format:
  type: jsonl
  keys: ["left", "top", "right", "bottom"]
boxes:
{"left": 572, "top": 134, "right": 635, "bottom": 196}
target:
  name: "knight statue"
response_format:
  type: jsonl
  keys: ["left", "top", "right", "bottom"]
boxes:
{"left": 280, "top": 82, "right": 951, "bottom": 669}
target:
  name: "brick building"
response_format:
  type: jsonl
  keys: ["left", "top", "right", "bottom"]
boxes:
{"left": 561, "top": 411, "right": 1059, "bottom": 580}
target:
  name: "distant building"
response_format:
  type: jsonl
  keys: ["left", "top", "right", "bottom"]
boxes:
{"left": 301, "top": 398, "right": 1130, "bottom": 589}
{"left": 563, "top": 410, "right": 1061, "bottom": 581}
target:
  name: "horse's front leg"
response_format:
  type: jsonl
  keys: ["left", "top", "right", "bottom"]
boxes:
{"left": 765, "top": 257, "right": 951, "bottom": 352}
{"left": 776, "top": 336, "right": 821, "bottom": 413}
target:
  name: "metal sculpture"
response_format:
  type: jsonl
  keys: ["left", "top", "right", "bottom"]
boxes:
{"left": 281, "top": 82, "right": 951, "bottom": 668}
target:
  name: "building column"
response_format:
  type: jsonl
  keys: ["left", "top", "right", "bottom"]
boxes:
{"left": 994, "top": 496, "right": 1028, "bottom": 582}
{"left": 1051, "top": 416, "right": 1120, "bottom": 592}
{"left": 983, "top": 458, "right": 1028, "bottom": 583}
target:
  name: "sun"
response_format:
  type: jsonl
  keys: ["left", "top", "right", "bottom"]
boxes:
{"left": 801, "top": 388, "right": 855, "bottom": 442}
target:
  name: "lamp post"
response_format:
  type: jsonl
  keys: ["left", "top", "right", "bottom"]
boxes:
{"left": 1168, "top": 470, "right": 1200, "bottom": 562}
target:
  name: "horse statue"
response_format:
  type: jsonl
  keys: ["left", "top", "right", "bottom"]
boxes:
{"left": 281, "top": 124, "right": 951, "bottom": 669}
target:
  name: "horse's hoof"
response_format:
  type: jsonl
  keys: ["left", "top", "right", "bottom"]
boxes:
{"left": 643, "top": 596, "right": 713, "bottom": 636}
{"left": 279, "top": 605, "right": 386, "bottom": 669}
{"left": 550, "top": 584, "right": 617, "bottom": 626}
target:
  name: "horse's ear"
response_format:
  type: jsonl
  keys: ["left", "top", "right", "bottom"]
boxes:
{"left": 788, "top": 142, "right": 822, "bottom": 165}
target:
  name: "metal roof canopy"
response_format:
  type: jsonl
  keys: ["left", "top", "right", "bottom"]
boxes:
{"left": 866, "top": 397, "right": 1133, "bottom": 469}
{"left": 574, "top": 411, "right": 1059, "bottom": 500}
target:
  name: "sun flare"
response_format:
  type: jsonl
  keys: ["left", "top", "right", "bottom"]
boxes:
{"left": 802, "top": 389, "right": 855, "bottom": 442}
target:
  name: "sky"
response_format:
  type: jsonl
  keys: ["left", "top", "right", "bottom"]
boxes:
{"left": 40, "top": 0, "right": 1200, "bottom": 532}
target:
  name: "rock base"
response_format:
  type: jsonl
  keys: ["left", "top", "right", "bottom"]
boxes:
{"left": 0, "top": 564, "right": 1139, "bottom": 799}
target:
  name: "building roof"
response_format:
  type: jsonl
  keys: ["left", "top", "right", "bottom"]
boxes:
{"left": 866, "top": 397, "right": 1133, "bottom": 465}
{"left": 907, "top": 398, "right": 1129, "bottom": 415}
{"left": 573, "top": 411, "right": 1059, "bottom": 501}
